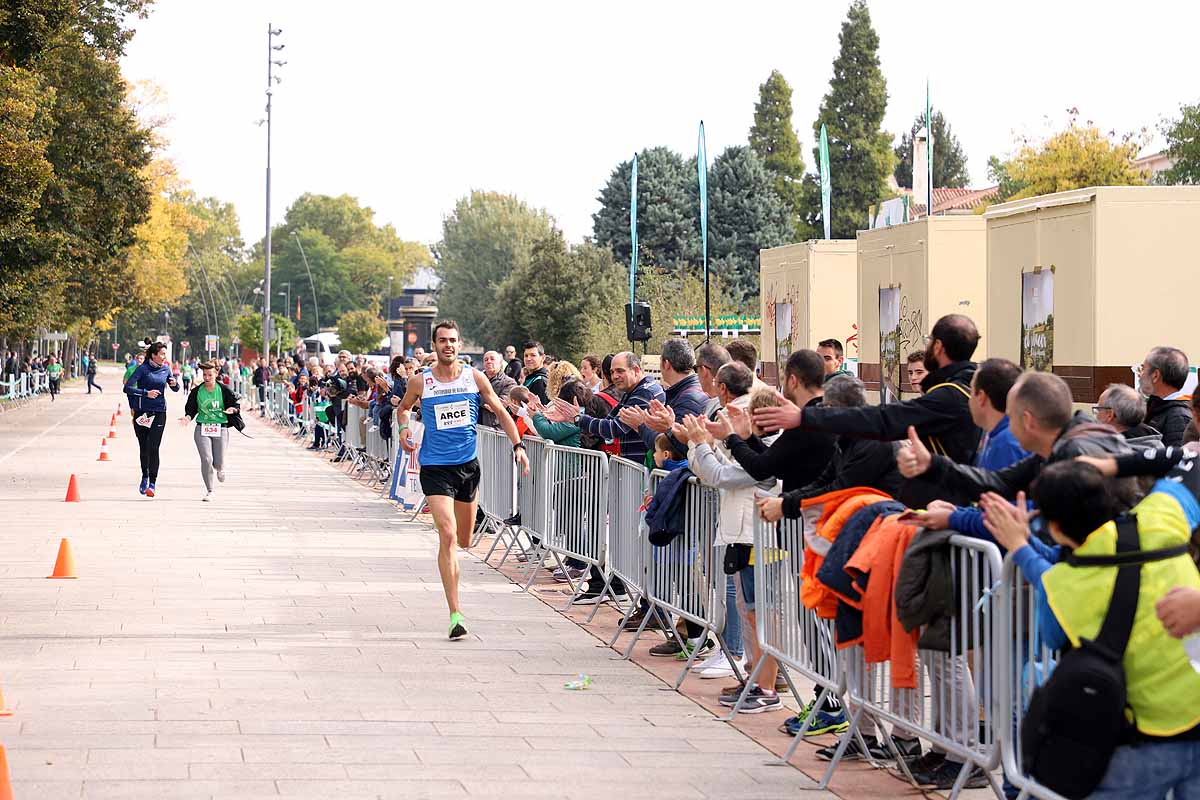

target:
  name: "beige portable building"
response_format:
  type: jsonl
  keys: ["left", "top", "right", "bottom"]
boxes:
{"left": 856, "top": 216, "right": 987, "bottom": 399}
{"left": 985, "top": 186, "right": 1200, "bottom": 403}
{"left": 759, "top": 240, "right": 857, "bottom": 386}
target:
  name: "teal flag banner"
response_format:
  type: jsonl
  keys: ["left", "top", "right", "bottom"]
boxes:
{"left": 819, "top": 124, "right": 831, "bottom": 240}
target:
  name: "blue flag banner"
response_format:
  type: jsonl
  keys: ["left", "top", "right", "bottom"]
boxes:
{"left": 629, "top": 153, "right": 638, "bottom": 306}
{"left": 819, "top": 124, "right": 831, "bottom": 240}
{"left": 698, "top": 121, "right": 709, "bottom": 337}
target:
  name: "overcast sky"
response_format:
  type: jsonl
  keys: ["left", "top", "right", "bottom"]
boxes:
{"left": 120, "top": 1, "right": 1200, "bottom": 254}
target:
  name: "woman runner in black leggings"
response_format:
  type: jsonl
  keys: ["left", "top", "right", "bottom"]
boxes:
{"left": 124, "top": 342, "right": 179, "bottom": 497}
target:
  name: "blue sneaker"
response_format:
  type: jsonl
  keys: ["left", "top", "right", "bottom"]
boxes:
{"left": 139, "top": 476, "right": 148, "bottom": 495}
{"left": 804, "top": 707, "right": 850, "bottom": 737}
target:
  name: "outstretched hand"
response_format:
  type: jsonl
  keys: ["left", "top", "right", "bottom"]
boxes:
{"left": 703, "top": 410, "right": 734, "bottom": 441}
{"left": 979, "top": 491, "right": 1030, "bottom": 552}
{"left": 545, "top": 397, "right": 580, "bottom": 423}
{"left": 751, "top": 391, "right": 802, "bottom": 432}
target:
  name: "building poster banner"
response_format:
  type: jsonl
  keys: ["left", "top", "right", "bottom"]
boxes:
{"left": 879, "top": 286, "right": 901, "bottom": 404}
{"left": 774, "top": 302, "right": 792, "bottom": 389}
{"left": 1021, "top": 269, "right": 1054, "bottom": 371}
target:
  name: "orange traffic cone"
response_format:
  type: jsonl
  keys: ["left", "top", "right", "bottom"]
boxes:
{"left": 97, "top": 438, "right": 111, "bottom": 462}
{"left": 64, "top": 474, "right": 80, "bottom": 502}
{"left": 0, "top": 683, "right": 12, "bottom": 716}
{"left": 109, "top": 413, "right": 117, "bottom": 427}
{"left": 107, "top": 418, "right": 117, "bottom": 438}
{"left": 116, "top": 402, "right": 123, "bottom": 416}
{"left": 0, "top": 744, "right": 12, "bottom": 800}
{"left": 47, "top": 538, "right": 77, "bottom": 579}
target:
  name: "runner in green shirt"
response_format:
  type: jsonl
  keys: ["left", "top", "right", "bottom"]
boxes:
{"left": 46, "top": 355, "right": 63, "bottom": 401}
{"left": 180, "top": 360, "right": 240, "bottom": 502}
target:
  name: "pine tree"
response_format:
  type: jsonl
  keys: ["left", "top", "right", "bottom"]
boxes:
{"left": 592, "top": 146, "right": 699, "bottom": 273}
{"left": 749, "top": 70, "right": 805, "bottom": 231}
{"left": 707, "top": 146, "right": 792, "bottom": 305}
{"left": 804, "top": 0, "right": 894, "bottom": 239}
{"left": 893, "top": 108, "right": 970, "bottom": 189}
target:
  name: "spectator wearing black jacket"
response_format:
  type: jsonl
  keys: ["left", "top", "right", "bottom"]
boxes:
{"left": 899, "top": 370, "right": 1135, "bottom": 507}
{"left": 252, "top": 359, "right": 271, "bottom": 415}
{"left": 1138, "top": 345, "right": 1192, "bottom": 448}
{"left": 479, "top": 351, "right": 516, "bottom": 428}
{"left": 759, "top": 375, "right": 902, "bottom": 521}
{"left": 716, "top": 349, "right": 836, "bottom": 493}
{"left": 755, "top": 314, "right": 982, "bottom": 507}
{"left": 503, "top": 345, "right": 523, "bottom": 382}
{"left": 522, "top": 341, "right": 550, "bottom": 403}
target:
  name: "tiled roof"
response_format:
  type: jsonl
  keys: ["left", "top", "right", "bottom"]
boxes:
{"left": 910, "top": 186, "right": 999, "bottom": 216}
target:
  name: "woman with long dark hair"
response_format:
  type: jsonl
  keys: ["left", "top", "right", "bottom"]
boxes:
{"left": 124, "top": 341, "right": 180, "bottom": 497}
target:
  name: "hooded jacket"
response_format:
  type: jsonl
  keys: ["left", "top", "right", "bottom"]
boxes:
{"left": 185, "top": 382, "right": 246, "bottom": 432}
{"left": 1122, "top": 422, "right": 1164, "bottom": 451}
{"left": 645, "top": 466, "right": 693, "bottom": 546}
{"left": 797, "top": 487, "right": 893, "bottom": 619}
{"left": 780, "top": 437, "right": 902, "bottom": 518}
{"left": 895, "top": 528, "right": 974, "bottom": 653}
{"left": 522, "top": 367, "right": 550, "bottom": 404}
{"left": 1145, "top": 396, "right": 1192, "bottom": 448}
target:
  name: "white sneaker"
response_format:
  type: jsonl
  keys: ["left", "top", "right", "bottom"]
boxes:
{"left": 217, "top": 469, "right": 226, "bottom": 483}
{"left": 700, "top": 652, "right": 745, "bottom": 680}
{"left": 692, "top": 649, "right": 731, "bottom": 672}
{"left": 202, "top": 491, "right": 213, "bottom": 502}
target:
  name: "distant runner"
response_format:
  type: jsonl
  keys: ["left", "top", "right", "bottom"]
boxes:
{"left": 46, "top": 355, "right": 63, "bottom": 402}
{"left": 180, "top": 361, "right": 242, "bottom": 501}
{"left": 124, "top": 342, "right": 179, "bottom": 497}
{"left": 395, "top": 319, "right": 529, "bottom": 640}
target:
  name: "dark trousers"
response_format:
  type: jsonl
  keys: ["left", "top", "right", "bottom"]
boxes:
{"left": 133, "top": 411, "right": 167, "bottom": 482}
{"left": 86, "top": 374, "right": 102, "bottom": 393}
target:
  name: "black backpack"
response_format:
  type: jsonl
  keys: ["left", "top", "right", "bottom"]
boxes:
{"left": 1020, "top": 516, "right": 1188, "bottom": 799}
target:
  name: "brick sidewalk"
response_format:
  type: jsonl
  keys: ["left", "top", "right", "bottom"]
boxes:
{"left": 0, "top": 365, "right": 832, "bottom": 799}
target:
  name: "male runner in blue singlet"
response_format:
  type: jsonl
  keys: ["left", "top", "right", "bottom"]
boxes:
{"left": 396, "top": 319, "right": 529, "bottom": 639}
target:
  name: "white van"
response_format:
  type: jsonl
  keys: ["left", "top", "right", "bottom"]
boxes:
{"left": 303, "top": 331, "right": 391, "bottom": 368}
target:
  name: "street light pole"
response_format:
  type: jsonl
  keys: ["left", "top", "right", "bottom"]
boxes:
{"left": 290, "top": 231, "right": 320, "bottom": 330}
{"left": 262, "top": 23, "right": 285, "bottom": 364}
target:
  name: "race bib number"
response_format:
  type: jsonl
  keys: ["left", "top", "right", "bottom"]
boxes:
{"left": 200, "top": 423, "right": 222, "bottom": 438}
{"left": 434, "top": 399, "right": 471, "bottom": 431}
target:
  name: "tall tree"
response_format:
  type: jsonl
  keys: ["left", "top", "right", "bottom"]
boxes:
{"left": 705, "top": 146, "right": 792, "bottom": 305}
{"left": 494, "top": 234, "right": 623, "bottom": 362}
{"left": 433, "top": 191, "right": 554, "bottom": 347}
{"left": 749, "top": 69, "right": 805, "bottom": 230}
{"left": 893, "top": 107, "right": 970, "bottom": 189}
{"left": 803, "top": 0, "right": 893, "bottom": 239}
{"left": 335, "top": 309, "right": 385, "bottom": 355}
{"left": 1157, "top": 102, "right": 1200, "bottom": 185}
{"left": 592, "top": 146, "right": 700, "bottom": 273}
{"left": 988, "top": 118, "right": 1148, "bottom": 204}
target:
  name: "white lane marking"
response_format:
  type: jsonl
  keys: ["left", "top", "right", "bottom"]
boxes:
{"left": 0, "top": 394, "right": 103, "bottom": 466}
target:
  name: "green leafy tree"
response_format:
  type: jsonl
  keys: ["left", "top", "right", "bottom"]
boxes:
{"left": 433, "top": 190, "right": 554, "bottom": 347}
{"left": 1158, "top": 102, "right": 1200, "bottom": 185}
{"left": 705, "top": 146, "right": 792, "bottom": 305}
{"left": 235, "top": 311, "right": 296, "bottom": 356}
{"left": 336, "top": 309, "right": 385, "bottom": 355}
{"left": 749, "top": 69, "right": 805, "bottom": 229}
{"left": 592, "top": 146, "right": 700, "bottom": 273}
{"left": 893, "top": 108, "right": 970, "bottom": 189}
{"left": 493, "top": 234, "right": 623, "bottom": 363}
{"left": 987, "top": 117, "right": 1148, "bottom": 205}
{"left": 802, "top": 0, "right": 894, "bottom": 239}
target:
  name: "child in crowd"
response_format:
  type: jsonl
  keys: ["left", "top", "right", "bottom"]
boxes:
{"left": 653, "top": 433, "right": 688, "bottom": 471}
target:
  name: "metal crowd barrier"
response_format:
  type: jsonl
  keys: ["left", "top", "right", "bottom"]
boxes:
{"left": 1, "top": 372, "right": 48, "bottom": 407}
{"left": 996, "top": 555, "right": 1066, "bottom": 800}
{"left": 624, "top": 470, "right": 734, "bottom": 689}
{"left": 529, "top": 443, "right": 610, "bottom": 617}
{"left": 473, "top": 426, "right": 518, "bottom": 547}
{"left": 605, "top": 456, "right": 650, "bottom": 645}
{"left": 486, "top": 436, "right": 549, "bottom": 569}
{"left": 731, "top": 513, "right": 858, "bottom": 781}
{"left": 841, "top": 535, "right": 1005, "bottom": 798}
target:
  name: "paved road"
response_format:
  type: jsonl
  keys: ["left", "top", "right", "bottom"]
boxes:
{"left": 0, "top": 365, "right": 827, "bottom": 799}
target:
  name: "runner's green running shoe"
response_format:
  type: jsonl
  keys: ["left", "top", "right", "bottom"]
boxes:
{"left": 448, "top": 612, "right": 468, "bottom": 641}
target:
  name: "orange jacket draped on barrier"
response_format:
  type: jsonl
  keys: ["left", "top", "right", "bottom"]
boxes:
{"left": 798, "top": 487, "right": 892, "bottom": 620}
{"left": 845, "top": 515, "right": 920, "bottom": 689}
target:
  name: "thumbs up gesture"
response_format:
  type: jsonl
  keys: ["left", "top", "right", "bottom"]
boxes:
{"left": 897, "top": 425, "right": 932, "bottom": 478}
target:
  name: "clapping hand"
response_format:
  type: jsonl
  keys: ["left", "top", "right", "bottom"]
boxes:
{"left": 724, "top": 404, "right": 753, "bottom": 440}
{"left": 683, "top": 414, "right": 713, "bottom": 447}
{"left": 526, "top": 396, "right": 545, "bottom": 415}
{"left": 644, "top": 400, "right": 675, "bottom": 433}
{"left": 545, "top": 397, "right": 580, "bottom": 423}
{"left": 979, "top": 491, "right": 1031, "bottom": 552}
{"left": 670, "top": 422, "right": 688, "bottom": 442}
{"left": 618, "top": 406, "right": 648, "bottom": 429}
{"left": 703, "top": 410, "right": 734, "bottom": 440}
